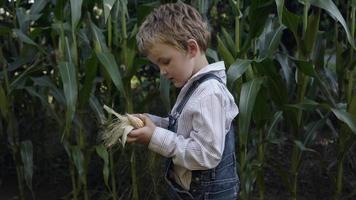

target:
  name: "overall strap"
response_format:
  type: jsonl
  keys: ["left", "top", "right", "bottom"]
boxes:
{"left": 175, "top": 73, "right": 223, "bottom": 115}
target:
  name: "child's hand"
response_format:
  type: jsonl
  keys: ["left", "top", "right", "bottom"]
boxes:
{"left": 126, "top": 114, "right": 156, "bottom": 145}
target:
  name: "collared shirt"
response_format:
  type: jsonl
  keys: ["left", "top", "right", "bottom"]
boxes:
{"left": 148, "top": 61, "right": 239, "bottom": 190}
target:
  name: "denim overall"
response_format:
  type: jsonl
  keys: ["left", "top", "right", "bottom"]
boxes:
{"left": 165, "top": 73, "right": 240, "bottom": 200}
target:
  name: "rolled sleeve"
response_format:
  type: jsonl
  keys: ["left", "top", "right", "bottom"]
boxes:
{"left": 147, "top": 114, "right": 169, "bottom": 128}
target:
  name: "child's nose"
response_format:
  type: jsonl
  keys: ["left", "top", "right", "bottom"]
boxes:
{"left": 160, "top": 69, "right": 167, "bottom": 75}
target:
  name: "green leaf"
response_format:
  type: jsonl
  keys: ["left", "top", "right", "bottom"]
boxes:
{"left": 222, "top": 27, "right": 237, "bottom": 57}
{"left": 0, "top": 85, "right": 8, "bottom": 119}
{"left": 239, "top": 78, "right": 264, "bottom": 146}
{"left": 30, "top": 0, "right": 48, "bottom": 15}
{"left": 96, "top": 145, "right": 110, "bottom": 188}
{"left": 294, "top": 140, "right": 317, "bottom": 153}
{"left": 70, "top": 0, "right": 83, "bottom": 29}
{"left": 301, "top": 9, "right": 320, "bottom": 57}
{"left": 349, "top": 96, "right": 356, "bottom": 119}
{"left": 89, "top": 95, "right": 106, "bottom": 124}
{"left": 282, "top": 7, "right": 302, "bottom": 42}
{"left": 90, "top": 21, "right": 109, "bottom": 53}
{"left": 276, "top": 53, "right": 292, "bottom": 87}
{"left": 227, "top": 59, "right": 252, "bottom": 87}
{"left": 295, "top": 60, "right": 316, "bottom": 77}
{"left": 267, "top": 111, "right": 283, "bottom": 139}
{"left": 309, "top": 0, "right": 355, "bottom": 48}
{"left": 275, "top": 0, "right": 285, "bottom": 24}
{"left": 331, "top": 108, "right": 356, "bottom": 134}
{"left": 79, "top": 53, "right": 98, "bottom": 108}
{"left": 217, "top": 35, "right": 235, "bottom": 67}
{"left": 31, "top": 76, "right": 66, "bottom": 105}
{"left": 285, "top": 99, "right": 321, "bottom": 111}
{"left": 103, "top": 0, "right": 117, "bottom": 23}
{"left": 352, "top": 0, "right": 356, "bottom": 7}
{"left": 16, "top": 8, "right": 30, "bottom": 32}
{"left": 249, "top": 0, "right": 274, "bottom": 39}
{"left": 20, "top": 140, "right": 34, "bottom": 192}
{"left": 257, "top": 18, "right": 286, "bottom": 61}
{"left": 13, "top": 29, "right": 37, "bottom": 46}
{"left": 9, "top": 64, "right": 37, "bottom": 93}
{"left": 96, "top": 52, "right": 125, "bottom": 96}
{"left": 206, "top": 48, "right": 219, "bottom": 62}
{"left": 58, "top": 61, "right": 78, "bottom": 122}
{"left": 72, "top": 146, "right": 86, "bottom": 184}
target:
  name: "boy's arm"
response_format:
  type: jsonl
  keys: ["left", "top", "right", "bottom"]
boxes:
{"left": 147, "top": 114, "right": 169, "bottom": 129}
{"left": 148, "top": 93, "right": 238, "bottom": 170}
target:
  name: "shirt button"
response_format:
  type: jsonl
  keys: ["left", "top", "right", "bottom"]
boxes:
{"left": 195, "top": 177, "right": 200, "bottom": 181}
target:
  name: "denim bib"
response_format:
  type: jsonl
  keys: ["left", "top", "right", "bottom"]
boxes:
{"left": 165, "top": 73, "right": 240, "bottom": 200}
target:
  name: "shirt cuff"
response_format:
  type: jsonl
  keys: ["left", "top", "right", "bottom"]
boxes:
{"left": 148, "top": 127, "right": 174, "bottom": 157}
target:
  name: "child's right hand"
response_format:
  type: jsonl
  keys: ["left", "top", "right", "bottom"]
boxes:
{"left": 126, "top": 114, "right": 156, "bottom": 145}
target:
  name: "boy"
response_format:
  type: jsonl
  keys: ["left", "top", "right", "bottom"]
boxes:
{"left": 127, "top": 2, "right": 240, "bottom": 199}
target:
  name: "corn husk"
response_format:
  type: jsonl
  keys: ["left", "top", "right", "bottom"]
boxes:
{"left": 101, "top": 105, "right": 144, "bottom": 148}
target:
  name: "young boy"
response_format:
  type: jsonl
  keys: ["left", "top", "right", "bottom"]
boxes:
{"left": 127, "top": 2, "right": 240, "bottom": 199}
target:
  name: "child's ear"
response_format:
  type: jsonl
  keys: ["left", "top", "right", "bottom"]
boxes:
{"left": 187, "top": 39, "right": 200, "bottom": 57}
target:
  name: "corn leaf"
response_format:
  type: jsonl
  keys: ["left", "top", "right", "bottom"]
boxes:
{"left": 96, "top": 52, "right": 125, "bottom": 96}
{"left": 302, "top": 10, "right": 320, "bottom": 57}
{"left": 30, "top": 0, "right": 48, "bottom": 15}
{"left": 58, "top": 61, "right": 78, "bottom": 122}
{"left": 227, "top": 59, "right": 252, "bottom": 88}
{"left": 331, "top": 108, "right": 356, "bottom": 134}
{"left": 96, "top": 145, "right": 110, "bottom": 189}
{"left": 275, "top": 0, "right": 285, "bottom": 24}
{"left": 222, "top": 27, "right": 237, "bottom": 57}
{"left": 70, "top": 0, "right": 82, "bottom": 29}
{"left": 206, "top": 48, "right": 219, "bottom": 62}
{"left": 217, "top": 35, "right": 235, "bottom": 67}
{"left": 89, "top": 95, "right": 106, "bottom": 124}
{"left": 20, "top": 140, "right": 34, "bottom": 192}
{"left": 90, "top": 21, "right": 109, "bottom": 53}
{"left": 285, "top": 99, "right": 321, "bottom": 111}
{"left": 257, "top": 18, "right": 286, "bottom": 61}
{"left": 267, "top": 111, "right": 283, "bottom": 140}
{"left": 79, "top": 53, "right": 98, "bottom": 108}
{"left": 31, "top": 76, "right": 66, "bottom": 105}
{"left": 13, "top": 29, "right": 37, "bottom": 46}
{"left": 0, "top": 85, "right": 8, "bottom": 119}
{"left": 309, "top": 0, "right": 355, "bottom": 48}
{"left": 276, "top": 53, "right": 292, "bottom": 87}
{"left": 294, "top": 140, "right": 317, "bottom": 153}
{"left": 72, "top": 146, "right": 86, "bottom": 184}
{"left": 282, "top": 7, "right": 302, "bottom": 42}
{"left": 295, "top": 60, "right": 316, "bottom": 77}
{"left": 304, "top": 114, "right": 329, "bottom": 146}
{"left": 103, "top": 0, "right": 117, "bottom": 23}
{"left": 239, "top": 78, "right": 264, "bottom": 147}
{"left": 16, "top": 8, "right": 30, "bottom": 32}
{"left": 249, "top": 0, "right": 274, "bottom": 39}
{"left": 9, "top": 63, "right": 37, "bottom": 93}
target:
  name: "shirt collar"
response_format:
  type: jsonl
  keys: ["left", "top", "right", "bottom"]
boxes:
{"left": 188, "top": 61, "right": 225, "bottom": 83}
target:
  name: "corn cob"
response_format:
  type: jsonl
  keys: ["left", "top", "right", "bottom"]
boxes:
{"left": 101, "top": 105, "right": 144, "bottom": 147}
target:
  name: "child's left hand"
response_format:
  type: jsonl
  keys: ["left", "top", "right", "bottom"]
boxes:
{"left": 126, "top": 114, "right": 156, "bottom": 145}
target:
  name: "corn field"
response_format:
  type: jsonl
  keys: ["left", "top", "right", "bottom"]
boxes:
{"left": 0, "top": 0, "right": 355, "bottom": 199}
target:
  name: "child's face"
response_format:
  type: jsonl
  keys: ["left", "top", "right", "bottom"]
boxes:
{"left": 147, "top": 42, "right": 196, "bottom": 88}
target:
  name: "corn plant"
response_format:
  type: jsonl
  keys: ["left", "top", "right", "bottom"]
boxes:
{"left": 215, "top": 0, "right": 356, "bottom": 199}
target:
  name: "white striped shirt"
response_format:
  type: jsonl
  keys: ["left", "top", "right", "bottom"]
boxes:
{"left": 148, "top": 61, "right": 239, "bottom": 190}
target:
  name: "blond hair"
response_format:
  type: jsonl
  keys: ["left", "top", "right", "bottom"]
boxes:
{"left": 136, "top": 1, "right": 210, "bottom": 55}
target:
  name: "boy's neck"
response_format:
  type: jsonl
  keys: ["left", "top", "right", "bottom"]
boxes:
{"left": 192, "top": 54, "right": 209, "bottom": 75}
